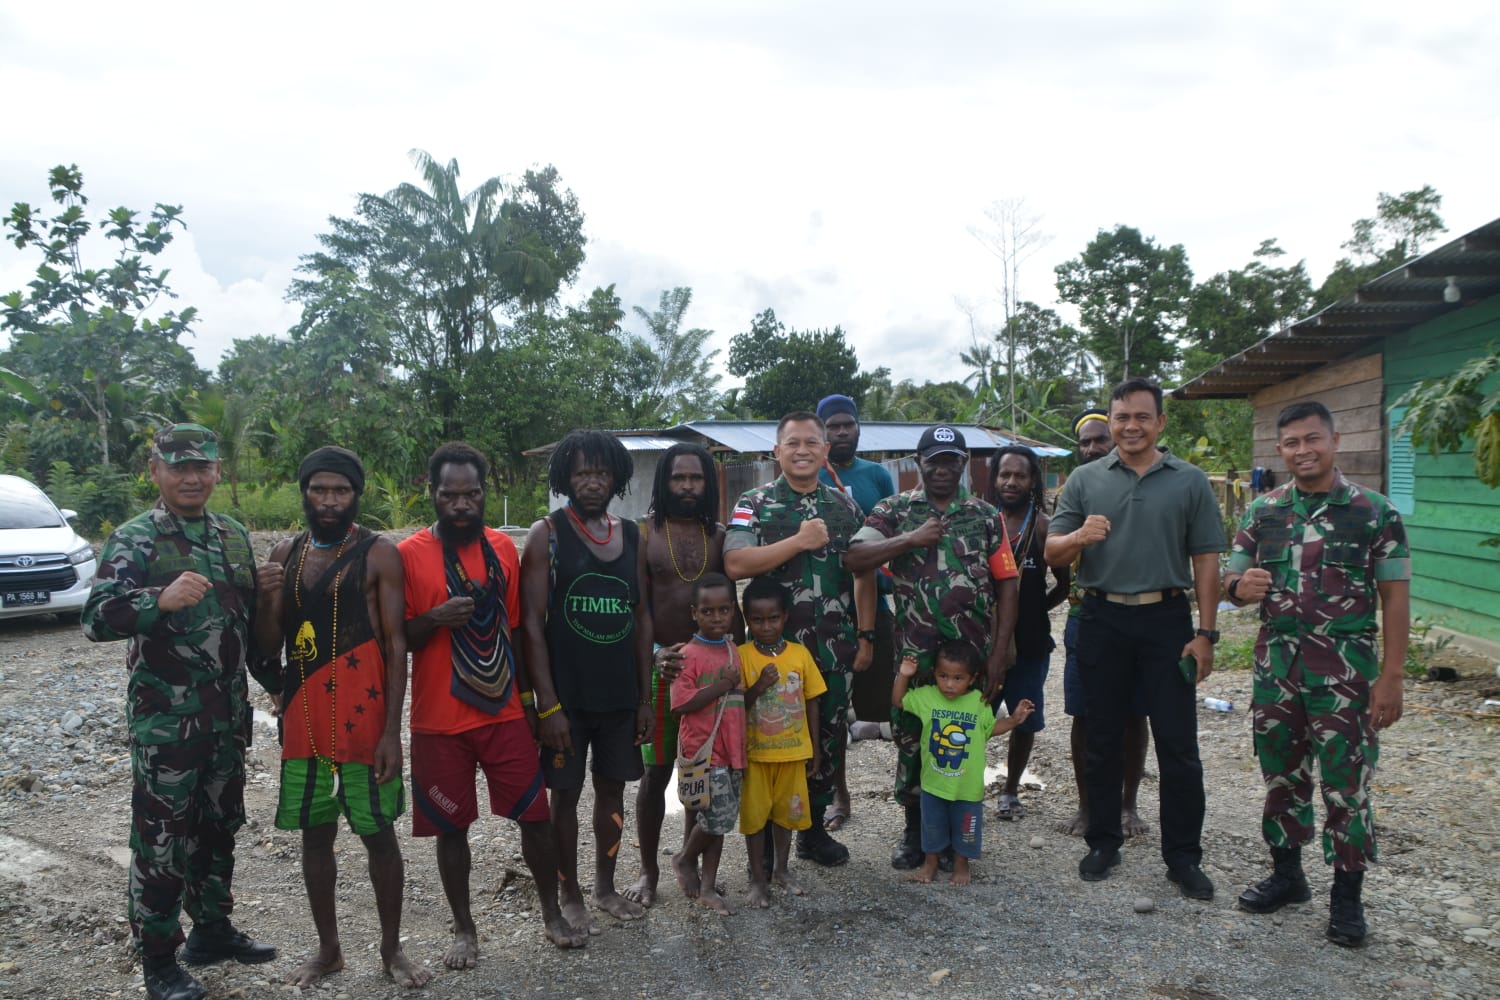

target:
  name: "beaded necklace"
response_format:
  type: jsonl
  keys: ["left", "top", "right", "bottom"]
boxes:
{"left": 752, "top": 637, "right": 787, "bottom": 657}
{"left": 566, "top": 503, "right": 613, "bottom": 544}
{"left": 665, "top": 518, "right": 707, "bottom": 582}
{"left": 293, "top": 525, "right": 355, "bottom": 797}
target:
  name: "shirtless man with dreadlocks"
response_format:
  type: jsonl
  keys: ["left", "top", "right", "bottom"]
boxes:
{"left": 623, "top": 442, "right": 739, "bottom": 907}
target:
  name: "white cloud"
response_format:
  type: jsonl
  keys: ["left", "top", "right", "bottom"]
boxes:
{"left": 2, "top": 0, "right": 1497, "bottom": 397}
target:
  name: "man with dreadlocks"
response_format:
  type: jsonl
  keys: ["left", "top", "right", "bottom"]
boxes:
{"left": 521, "top": 430, "right": 653, "bottom": 931}
{"left": 987, "top": 445, "right": 1069, "bottom": 822}
{"left": 257, "top": 446, "right": 429, "bottom": 988}
{"left": 400, "top": 442, "right": 585, "bottom": 965}
{"left": 623, "top": 443, "right": 737, "bottom": 907}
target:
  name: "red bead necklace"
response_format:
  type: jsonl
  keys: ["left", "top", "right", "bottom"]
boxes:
{"left": 566, "top": 503, "right": 614, "bottom": 545}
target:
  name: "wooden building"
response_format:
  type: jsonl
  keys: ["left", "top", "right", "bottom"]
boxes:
{"left": 1175, "top": 216, "right": 1500, "bottom": 650}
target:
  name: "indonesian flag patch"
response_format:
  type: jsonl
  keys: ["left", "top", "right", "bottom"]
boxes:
{"left": 730, "top": 504, "right": 755, "bottom": 527}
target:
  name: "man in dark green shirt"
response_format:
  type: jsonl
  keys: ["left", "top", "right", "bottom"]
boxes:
{"left": 1047, "top": 379, "right": 1224, "bottom": 900}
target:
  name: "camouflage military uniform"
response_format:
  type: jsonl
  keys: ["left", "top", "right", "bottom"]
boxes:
{"left": 724, "top": 477, "right": 862, "bottom": 808}
{"left": 851, "top": 487, "right": 1017, "bottom": 806}
{"left": 1228, "top": 469, "right": 1410, "bottom": 871}
{"left": 83, "top": 505, "right": 272, "bottom": 958}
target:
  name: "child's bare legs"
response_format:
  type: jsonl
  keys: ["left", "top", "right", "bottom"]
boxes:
{"left": 671, "top": 814, "right": 706, "bottom": 899}
{"left": 950, "top": 855, "right": 972, "bottom": 887}
{"left": 908, "top": 852, "right": 939, "bottom": 884}
{"left": 770, "top": 825, "right": 805, "bottom": 896}
{"left": 696, "top": 833, "right": 733, "bottom": 915}
{"left": 745, "top": 827, "right": 771, "bottom": 908}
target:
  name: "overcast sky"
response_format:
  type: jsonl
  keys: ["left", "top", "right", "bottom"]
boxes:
{"left": 2, "top": 1, "right": 1496, "bottom": 390}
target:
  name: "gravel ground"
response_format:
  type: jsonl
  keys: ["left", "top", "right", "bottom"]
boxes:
{"left": 1, "top": 554, "right": 1498, "bottom": 1000}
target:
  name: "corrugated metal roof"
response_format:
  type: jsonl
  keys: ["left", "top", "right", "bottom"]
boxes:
{"left": 614, "top": 436, "right": 682, "bottom": 452}
{"left": 1174, "top": 216, "right": 1500, "bottom": 400}
{"left": 528, "top": 421, "right": 1070, "bottom": 457}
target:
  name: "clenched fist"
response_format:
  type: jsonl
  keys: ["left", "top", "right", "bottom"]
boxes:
{"left": 1073, "top": 514, "right": 1111, "bottom": 548}
{"left": 159, "top": 572, "right": 212, "bottom": 613}
{"left": 1234, "top": 567, "right": 1273, "bottom": 603}
{"left": 796, "top": 517, "right": 830, "bottom": 551}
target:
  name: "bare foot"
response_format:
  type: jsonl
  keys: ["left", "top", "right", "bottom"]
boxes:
{"left": 825, "top": 790, "right": 850, "bottom": 831}
{"left": 949, "top": 858, "right": 972, "bottom": 887}
{"left": 907, "top": 859, "right": 938, "bottom": 884}
{"left": 746, "top": 882, "right": 771, "bottom": 909}
{"left": 560, "top": 898, "right": 602, "bottom": 936}
{"left": 671, "top": 852, "right": 702, "bottom": 900}
{"left": 285, "top": 945, "right": 344, "bottom": 987}
{"left": 772, "top": 870, "right": 807, "bottom": 896}
{"left": 443, "top": 929, "right": 478, "bottom": 970}
{"left": 542, "top": 914, "right": 589, "bottom": 949}
{"left": 1122, "top": 807, "right": 1150, "bottom": 837}
{"left": 622, "top": 874, "right": 657, "bottom": 907}
{"left": 1056, "top": 809, "right": 1087, "bottom": 837}
{"left": 592, "top": 889, "right": 646, "bottom": 921}
{"left": 693, "top": 887, "right": 735, "bottom": 915}
{"left": 384, "top": 947, "right": 432, "bottom": 988}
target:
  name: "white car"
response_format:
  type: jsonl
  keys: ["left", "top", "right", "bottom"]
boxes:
{"left": 0, "top": 474, "right": 99, "bottom": 622}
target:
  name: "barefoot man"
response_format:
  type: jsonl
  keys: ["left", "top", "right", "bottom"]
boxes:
{"left": 625, "top": 443, "right": 735, "bottom": 908}
{"left": 521, "top": 430, "right": 654, "bottom": 931}
{"left": 399, "top": 443, "right": 587, "bottom": 964}
{"left": 256, "top": 447, "right": 430, "bottom": 988}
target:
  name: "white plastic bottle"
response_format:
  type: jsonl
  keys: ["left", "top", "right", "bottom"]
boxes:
{"left": 1203, "top": 697, "right": 1233, "bottom": 712}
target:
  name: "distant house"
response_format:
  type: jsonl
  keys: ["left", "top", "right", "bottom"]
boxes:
{"left": 1174, "top": 216, "right": 1500, "bottom": 651}
{"left": 526, "top": 421, "right": 1071, "bottom": 524}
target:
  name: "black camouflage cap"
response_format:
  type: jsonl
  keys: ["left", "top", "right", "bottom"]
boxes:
{"left": 151, "top": 423, "right": 220, "bottom": 464}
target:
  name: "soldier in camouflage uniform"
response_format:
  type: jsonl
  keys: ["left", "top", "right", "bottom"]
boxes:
{"left": 845, "top": 425, "right": 1019, "bottom": 869}
{"left": 724, "top": 410, "right": 875, "bottom": 866}
{"left": 1225, "top": 401, "right": 1410, "bottom": 948}
{"left": 83, "top": 424, "right": 279, "bottom": 1000}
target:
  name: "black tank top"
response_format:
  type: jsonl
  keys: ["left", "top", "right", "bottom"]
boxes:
{"left": 1013, "top": 520, "right": 1056, "bottom": 660}
{"left": 544, "top": 510, "right": 641, "bottom": 712}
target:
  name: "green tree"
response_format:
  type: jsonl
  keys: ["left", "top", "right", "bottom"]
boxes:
{"left": 1054, "top": 225, "right": 1193, "bottom": 385}
{"left": 726, "top": 309, "right": 880, "bottom": 419}
{"left": 291, "top": 151, "right": 587, "bottom": 438}
{"left": 2, "top": 165, "right": 205, "bottom": 469}
{"left": 1184, "top": 240, "right": 1314, "bottom": 364}
{"left": 617, "top": 287, "right": 721, "bottom": 426}
{"left": 1315, "top": 186, "right": 1446, "bottom": 307}
{"left": 1394, "top": 344, "right": 1500, "bottom": 491}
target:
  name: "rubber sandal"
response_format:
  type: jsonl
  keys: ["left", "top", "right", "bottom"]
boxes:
{"left": 995, "top": 793, "right": 1024, "bottom": 821}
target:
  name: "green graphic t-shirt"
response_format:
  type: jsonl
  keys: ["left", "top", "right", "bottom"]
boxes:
{"left": 901, "top": 685, "right": 996, "bottom": 802}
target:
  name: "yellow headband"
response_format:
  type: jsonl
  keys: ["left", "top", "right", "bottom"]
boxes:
{"left": 1074, "top": 413, "right": 1108, "bottom": 436}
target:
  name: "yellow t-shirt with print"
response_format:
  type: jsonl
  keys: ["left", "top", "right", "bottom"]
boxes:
{"left": 738, "top": 640, "right": 827, "bottom": 763}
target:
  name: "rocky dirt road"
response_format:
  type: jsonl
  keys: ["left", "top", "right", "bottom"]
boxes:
{"left": 1, "top": 594, "right": 1497, "bottom": 1000}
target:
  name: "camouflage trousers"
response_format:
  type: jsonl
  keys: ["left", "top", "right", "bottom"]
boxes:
{"left": 807, "top": 667, "right": 850, "bottom": 810}
{"left": 129, "top": 733, "right": 246, "bottom": 957}
{"left": 891, "top": 671, "right": 932, "bottom": 809}
{"left": 1253, "top": 657, "right": 1379, "bottom": 871}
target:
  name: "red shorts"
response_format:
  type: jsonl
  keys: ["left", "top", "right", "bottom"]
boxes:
{"left": 410, "top": 717, "right": 549, "bottom": 836}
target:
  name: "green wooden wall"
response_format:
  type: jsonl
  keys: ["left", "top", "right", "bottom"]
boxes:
{"left": 1384, "top": 295, "right": 1500, "bottom": 645}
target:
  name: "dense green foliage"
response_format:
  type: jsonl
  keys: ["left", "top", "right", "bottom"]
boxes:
{"left": 1, "top": 162, "right": 1457, "bottom": 534}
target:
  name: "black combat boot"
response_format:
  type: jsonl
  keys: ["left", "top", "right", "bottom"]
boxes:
{"left": 178, "top": 919, "right": 277, "bottom": 965}
{"left": 796, "top": 805, "right": 850, "bottom": 866}
{"left": 889, "top": 802, "right": 924, "bottom": 869}
{"left": 1237, "top": 845, "right": 1312, "bottom": 913}
{"left": 1326, "top": 869, "right": 1367, "bottom": 947}
{"left": 143, "top": 956, "right": 206, "bottom": 1000}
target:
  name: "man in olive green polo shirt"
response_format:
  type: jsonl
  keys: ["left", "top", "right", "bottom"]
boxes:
{"left": 1046, "top": 378, "right": 1224, "bottom": 900}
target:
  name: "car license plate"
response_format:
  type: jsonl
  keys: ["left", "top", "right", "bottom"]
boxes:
{"left": 2, "top": 590, "right": 50, "bottom": 608}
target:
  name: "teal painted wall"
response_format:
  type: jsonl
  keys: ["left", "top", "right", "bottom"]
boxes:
{"left": 1384, "top": 295, "right": 1500, "bottom": 645}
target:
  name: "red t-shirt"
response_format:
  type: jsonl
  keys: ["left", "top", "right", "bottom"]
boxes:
{"left": 670, "top": 639, "right": 747, "bottom": 770}
{"left": 399, "top": 527, "right": 524, "bottom": 735}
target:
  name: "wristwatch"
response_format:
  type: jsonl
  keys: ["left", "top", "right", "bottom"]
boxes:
{"left": 1226, "top": 577, "right": 1241, "bottom": 601}
{"left": 857, "top": 629, "right": 877, "bottom": 642}
{"left": 1196, "top": 628, "right": 1220, "bottom": 645}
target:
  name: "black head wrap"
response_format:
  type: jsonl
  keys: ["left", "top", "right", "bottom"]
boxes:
{"left": 298, "top": 446, "right": 366, "bottom": 495}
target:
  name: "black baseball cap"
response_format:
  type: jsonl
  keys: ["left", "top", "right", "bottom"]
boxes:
{"left": 917, "top": 425, "right": 967, "bottom": 459}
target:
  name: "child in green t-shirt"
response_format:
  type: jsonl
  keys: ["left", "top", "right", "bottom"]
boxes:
{"left": 892, "top": 640, "right": 1034, "bottom": 886}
